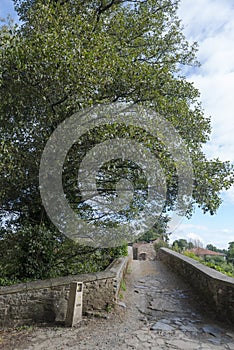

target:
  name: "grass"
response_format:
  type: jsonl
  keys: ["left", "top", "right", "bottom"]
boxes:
{"left": 118, "top": 292, "right": 124, "bottom": 300}
{"left": 120, "top": 279, "right": 127, "bottom": 291}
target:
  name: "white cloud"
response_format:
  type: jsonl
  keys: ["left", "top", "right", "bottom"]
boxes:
{"left": 189, "top": 72, "right": 234, "bottom": 161}
{"left": 169, "top": 221, "right": 234, "bottom": 249}
{"left": 178, "top": 0, "right": 233, "bottom": 41}
{"left": 186, "top": 232, "right": 205, "bottom": 244}
{"left": 179, "top": 0, "right": 234, "bottom": 163}
{"left": 169, "top": 0, "right": 234, "bottom": 251}
{"left": 169, "top": 230, "right": 205, "bottom": 247}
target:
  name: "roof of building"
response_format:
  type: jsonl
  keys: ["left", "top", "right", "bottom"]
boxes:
{"left": 187, "top": 247, "right": 225, "bottom": 256}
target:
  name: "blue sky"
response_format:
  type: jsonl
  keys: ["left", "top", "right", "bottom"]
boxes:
{"left": 173, "top": 0, "right": 234, "bottom": 249}
{"left": 0, "top": 0, "right": 17, "bottom": 21}
{"left": 1, "top": 0, "right": 234, "bottom": 249}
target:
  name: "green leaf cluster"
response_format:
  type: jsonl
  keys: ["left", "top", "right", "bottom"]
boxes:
{"left": 184, "top": 251, "right": 234, "bottom": 278}
{"left": 0, "top": 0, "right": 233, "bottom": 281}
{"left": 0, "top": 223, "right": 128, "bottom": 285}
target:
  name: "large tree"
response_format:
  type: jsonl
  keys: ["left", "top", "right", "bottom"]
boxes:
{"left": 1, "top": 0, "right": 233, "bottom": 244}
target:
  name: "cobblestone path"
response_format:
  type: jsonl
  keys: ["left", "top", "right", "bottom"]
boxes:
{"left": 1, "top": 260, "right": 234, "bottom": 350}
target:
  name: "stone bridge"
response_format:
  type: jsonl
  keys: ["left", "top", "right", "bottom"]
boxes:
{"left": 1, "top": 248, "right": 234, "bottom": 350}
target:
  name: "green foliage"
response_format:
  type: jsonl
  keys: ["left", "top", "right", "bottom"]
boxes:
{"left": 172, "top": 239, "right": 194, "bottom": 253}
{"left": 120, "top": 279, "right": 127, "bottom": 291}
{"left": 0, "top": 0, "right": 233, "bottom": 282}
{"left": 188, "top": 241, "right": 195, "bottom": 249}
{"left": 206, "top": 244, "right": 227, "bottom": 256}
{"left": 206, "top": 244, "right": 218, "bottom": 252}
{"left": 172, "top": 238, "right": 189, "bottom": 252}
{"left": 136, "top": 216, "right": 169, "bottom": 242}
{"left": 183, "top": 251, "right": 201, "bottom": 261}
{"left": 105, "top": 304, "right": 113, "bottom": 312}
{"left": 204, "top": 255, "right": 225, "bottom": 264}
{"left": 0, "top": 224, "right": 128, "bottom": 285}
{"left": 118, "top": 293, "right": 124, "bottom": 300}
{"left": 1, "top": 0, "right": 233, "bottom": 228}
{"left": 136, "top": 230, "right": 160, "bottom": 243}
{"left": 154, "top": 239, "right": 169, "bottom": 253}
{"left": 0, "top": 224, "right": 62, "bottom": 281}
{"left": 184, "top": 251, "right": 234, "bottom": 278}
{"left": 204, "top": 261, "right": 234, "bottom": 277}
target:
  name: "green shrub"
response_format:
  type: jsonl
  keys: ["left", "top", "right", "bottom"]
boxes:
{"left": 153, "top": 240, "right": 169, "bottom": 253}
{"left": 0, "top": 225, "right": 129, "bottom": 286}
{"left": 183, "top": 251, "right": 234, "bottom": 278}
{"left": 183, "top": 251, "right": 201, "bottom": 262}
{"left": 120, "top": 279, "right": 127, "bottom": 291}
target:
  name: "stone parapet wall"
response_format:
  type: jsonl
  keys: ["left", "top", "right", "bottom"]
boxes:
{"left": 158, "top": 247, "right": 234, "bottom": 323}
{"left": 106, "top": 246, "right": 132, "bottom": 299}
{"left": 0, "top": 249, "right": 131, "bottom": 327}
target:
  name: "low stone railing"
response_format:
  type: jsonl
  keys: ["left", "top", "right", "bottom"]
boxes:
{"left": 158, "top": 247, "right": 234, "bottom": 323}
{"left": 0, "top": 248, "right": 131, "bottom": 327}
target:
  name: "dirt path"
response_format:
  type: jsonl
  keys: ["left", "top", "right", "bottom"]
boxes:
{"left": 1, "top": 260, "right": 234, "bottom": 350}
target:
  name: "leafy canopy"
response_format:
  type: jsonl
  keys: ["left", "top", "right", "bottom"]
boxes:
{"left": 0, "top": 0, "right": 233, "bottom": 274}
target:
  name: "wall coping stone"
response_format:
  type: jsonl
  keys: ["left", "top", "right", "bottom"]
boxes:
{"left": 0, "top": 250, "right": 131, "bottom": 327}
{"left": 160, "top": 248, "right": 234, "bottom": 285}
{"left": 159, "top": 247, "right": 234, "bottom": 323}
{"left": 0, "top": 263, "right": 124, "bottom": 295}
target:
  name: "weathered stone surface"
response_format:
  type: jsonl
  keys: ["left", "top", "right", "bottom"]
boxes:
{"left": 148, "top": 297, "right": 177, "bottom": 312}
{"left": 165, "top": 338, "right": 200, "bottom": 350}
{"left": 134, "top": 284, "right": 148, "bottom": 289}
{"left": 227, "top": 343, "right": 234, "bottom": 350}
{"left": 0, "top": 253, "right": 131, "bottom": 327}
{"left": 125, "top": 336, "right": 139, "bottom": 347}
{"left": 202, "top": 325, "right": 223, "bottom": 337}
{"left": 1, "top": 259, "right": 233, "bottom": 350}
{"left": 226, "top": 332, "right": 234, "bottom": 339}
{"left": 132, "top": 242, "right": 156, "bottom": 261}
{"left": 207, "top": 338, "right": 221, "bottom": 345}
{"left": 158, "top": 248, "right": 234, "bottom": 323}
{"left": 150, "top": 321, "right": 175, "bottom": 332}
{"left": 202, "top": 346, "right": 231, "bottom": 350}
{"left": 117, "top": 301, "right": 127, "bottom": 308}
{"left": 179, "top": 324, "right": 198, "bottom": 332}
{"left": 136, "top": 332, "right": 152, "bottom": 342}
{"left": 156, "top": 338, "right": 165, "bottom": 346}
